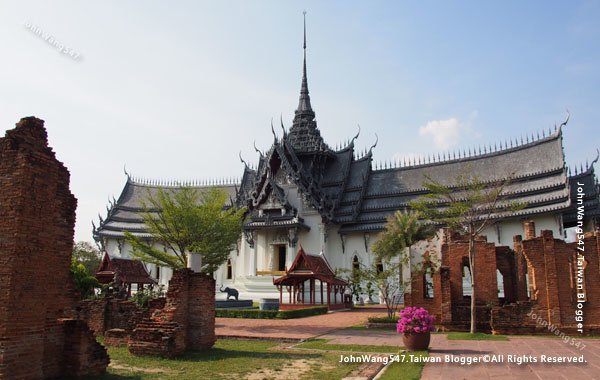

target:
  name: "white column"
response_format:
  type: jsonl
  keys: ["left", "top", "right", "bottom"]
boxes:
{"left": 318, "top": 223, "right": 326, "bottom": 257}
{"left": 269, "top": 244, "right": 276, "bottom": 271}
{"left": 249, "top": 245, "right": 257, "bottom": 276}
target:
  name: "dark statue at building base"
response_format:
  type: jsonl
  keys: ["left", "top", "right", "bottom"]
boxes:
{"left": 219, "top": 285, "right": 239, "bottom": 301}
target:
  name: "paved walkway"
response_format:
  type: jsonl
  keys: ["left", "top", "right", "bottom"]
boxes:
{"left": 218, "top": 309, "right": 600, "bottom": 379}
{"left": 421, "top": 335, "right": 600, "bottom": 380}
{"left": 216, "top": 306, "right": 388, "bottom": 341}
{"left": 317, "top": 330, "right": 600, "bottom": 379}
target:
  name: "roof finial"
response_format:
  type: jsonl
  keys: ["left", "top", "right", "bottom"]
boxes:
{"left": 295, "top": 11, "right": 313, "bottom": 116}
{"left": 303, "top": 10, "right": 307, "bottom": 50}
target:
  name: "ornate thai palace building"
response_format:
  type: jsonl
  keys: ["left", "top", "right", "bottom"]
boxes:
{"left": 93, "top": 20, "right": 600, "bottom": 301}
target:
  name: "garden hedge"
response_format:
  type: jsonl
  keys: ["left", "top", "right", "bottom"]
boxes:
{"left": 367, "top": 316, "right": 399, "bottom": 323}
{"left": 216, "top": 306, "right": 328, "bottom": 319}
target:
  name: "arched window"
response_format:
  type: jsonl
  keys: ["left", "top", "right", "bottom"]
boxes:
{"left": 352, "top": 255, "right": 360, "bottom": 272}
{"left": 226, "top": 259, "right": 233, "bottom": 280}
{"left": 462, "top": 258, "right": 472, "bottom": 298}
{"left": 376, "top": 259, "right": 384, "bottom": 274}
{"left": 497, "top": 269, "right": 505, "bottom": 299}
{"left": 423, "top": 266, "right": 434, "bottom": 299}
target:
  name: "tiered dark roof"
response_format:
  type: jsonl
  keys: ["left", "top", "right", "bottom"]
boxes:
{"left": 563, "top": 156, "right": 600, "bottom": 226}
{"left": 94, "top": 177, "right": 237, "bottom": 240}
{"left": 237, "top": 121, "right": 597, "bottom": 234}
{"left": 93, "top": 21, "right": 599, "bottom": 243}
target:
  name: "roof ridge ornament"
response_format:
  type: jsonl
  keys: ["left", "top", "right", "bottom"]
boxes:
{"left": 271, "top": 118, "right": 278, "bottom": 142}
{"left": 253, "top": 141, "right": 264, "bottom": 158}
{"left": 368, "top": 133, "right": 378, "bottom": 156}
{"left": 123, "top": 164, "right": 130, "bottom": 179}
{"left": 592, "top": 148, "right": 600, "bottom": 166}
{"left": 280, "top": 114, "right": 286, "bottom": 137}
{"left": 557, "top": 108, "right": 570, "bottom": 135}
{"left": 239, "top": 151, "right": 248, "bottom": 167}
{"left": 350, "top": 124, "right": 361, "bottom": 146}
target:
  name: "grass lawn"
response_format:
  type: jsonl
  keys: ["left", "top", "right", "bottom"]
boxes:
{"left": 295, "top": 339, "right": 429, "bottom": 380}
{"left": 446, "top": 332, "right": 508, "bottom": 341}
{"left": 378, "top": 351, "right": 429, "bottom": 380}
{"left": 295, "top": 338, "right": 401, "bottom": 353}
{"left": 84, "top": 339, "right": 361, "bottom": 380}
{"left": 339, "top": 324, "right": 370, "bottom": 331}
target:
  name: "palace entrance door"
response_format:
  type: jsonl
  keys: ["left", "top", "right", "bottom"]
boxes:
{"left": 276, "top": 245, "right": 287, "bottom": 272}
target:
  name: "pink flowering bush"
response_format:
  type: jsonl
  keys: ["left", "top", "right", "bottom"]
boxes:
{"left": 397, "top": 306, "right": 435, "bottom": 334}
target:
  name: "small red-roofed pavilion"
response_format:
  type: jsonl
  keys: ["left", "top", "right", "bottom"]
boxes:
{"left": 96, "top": 253, "right": 157, "bottom": 297}
{"left": 273, "top": 247, "right": 351, "bottom": 310}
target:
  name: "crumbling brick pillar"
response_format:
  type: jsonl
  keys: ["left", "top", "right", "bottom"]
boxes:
{"left": 513, "top": 235, "right": 530, "bottom": 302}
{"left": 128, "top": 268, "right": 216, "bottom": 357}
{"left": 187, "top": 273, "right": 216, "bottom": 350}
{"left": 0, "top": 117, "right": 108, "bottom": 379}
{"left": 523, "top": 221, "right": 536, "bottom": 240}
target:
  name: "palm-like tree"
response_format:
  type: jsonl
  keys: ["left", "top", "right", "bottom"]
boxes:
{"left": 371, "top": 210, "right": 436, "bottom": 313}
{"left": 372, "top": 210, "right": 436, "bottom": 261}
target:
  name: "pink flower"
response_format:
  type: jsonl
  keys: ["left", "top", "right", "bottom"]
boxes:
{"left": 396, "top": 307, "right": 435, "bottom": 334}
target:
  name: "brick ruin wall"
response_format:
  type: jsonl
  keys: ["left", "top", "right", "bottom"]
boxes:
{"left": 405, "top": 225, "right": 600, "bottom": 334}
{"left": 127, "top": 269, "right": 216, "bottom": 357}
{"left": 78, "top": 297, "right": 166, "bottom": 339}
{"left": 492, "top": 230, "right": 600, "bottom": 334}
{"left": 405, "top": 232, "right": 499, "bottom": 331}
{"left": 0, "top": 117, "right": 109, "bottom": 379}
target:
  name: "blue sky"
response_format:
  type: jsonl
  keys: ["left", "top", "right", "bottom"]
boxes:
{"left": 1, "top": 1, "right": 599, "bottom": 243}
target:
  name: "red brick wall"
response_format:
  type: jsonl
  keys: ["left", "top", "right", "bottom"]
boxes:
{"left": 187, "top": 273, "right": 216, "bottom": 350}
{"left": 406, "top": 231, "right": 500, "bottom": 329}
{"left": 0, "top": 117, "right": 108, "bottom": 378}
{"left": 406, "top": 226, "right": 600, "bottom": 334}
{"left": 491, "top": 230, "right": 600, "bottom": 334}
{"left": 78, "top": 298, "right": 162, "bottom": 336}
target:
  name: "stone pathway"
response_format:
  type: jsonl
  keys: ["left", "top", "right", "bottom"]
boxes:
{"left": 216, "top": 306, "right": 388, "bottom": 341}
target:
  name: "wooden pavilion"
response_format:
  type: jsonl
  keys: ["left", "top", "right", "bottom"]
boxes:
{"left": 273, "top": 247, "right": 351, "bottom": 310}
{"left": 95, "top": 253, "right": 157, "bottom": 298}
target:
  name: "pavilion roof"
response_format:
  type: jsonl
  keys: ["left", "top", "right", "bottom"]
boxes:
{"left": 273, "top": 247, "right": 348, "bottom": 286}
{"left": 95, "top": 253, "right": 157, "bottom": 285}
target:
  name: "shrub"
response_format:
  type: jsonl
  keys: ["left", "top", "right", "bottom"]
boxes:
{"left": 131, "top": 285, "right": 164, "bottom": 309}
{"left": 368, "top": 316, "right": 399, "bottom": 324}
{"left": 397, "top": 306, "right": 435, "bottom": 334}
{"left": 216, "top": 306, "right": 328, "bottom": 319}
{"left": 277, "top": 306, "right": 328, "bottom": 319}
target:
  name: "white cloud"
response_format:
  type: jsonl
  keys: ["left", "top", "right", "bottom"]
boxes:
{"left": 419, "top": 118, "right": 464, "bottom": 150}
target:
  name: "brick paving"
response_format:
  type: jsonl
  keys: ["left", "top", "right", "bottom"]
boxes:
{"left": 319, "top": 330, "right": 600, "bottom": 380}
{"left": 215, "top": 306, "right": 388, "bottom": 341}
{"left": 218, "top": 308, "right": 600, "bottom": 379}
{"left": 421, "top": 335, "right": 600, "bottom": 380}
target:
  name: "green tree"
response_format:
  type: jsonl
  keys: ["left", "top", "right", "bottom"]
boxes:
{"left": 71, "top": 258, "right": 100, "bottom": 299}
{"left": 371, "top": 210, "right": 436, "bottom": 314}
{"left": 372, "top": 210, "right": 436, "bottom": 260}
{"left": 410, "top": 167, "right": 525, "bottom": 333}
{"left": 340, "top": 257, "right": 405, "bottom": 319}
{"left": 72, "top": 241, "right": 102, "bottom": 275}
{"left": 125, "top": 187, "right": 245, "bottom": 274}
